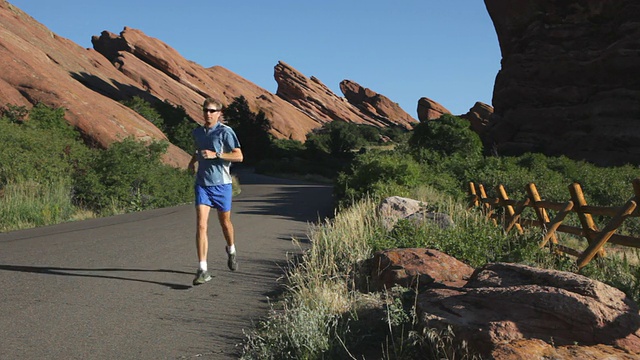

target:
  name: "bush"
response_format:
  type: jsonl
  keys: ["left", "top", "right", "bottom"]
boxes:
{"left": 74, "top": 137, "right": 192, "bottom": 213}
{"left": 408, "top": 114, "right": 483, "bottom": 157}
{"left": 0, "top": 103, "right": 91, "bottom": 185}
{"left": 335, "top": 151, "right": 424, "bottom": 207}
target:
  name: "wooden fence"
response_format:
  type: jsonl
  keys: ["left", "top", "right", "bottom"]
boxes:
{"left": 468, "top": 179, "right": 640, "bottom": 269}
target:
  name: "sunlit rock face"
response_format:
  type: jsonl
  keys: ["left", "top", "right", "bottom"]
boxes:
{"left": 274, "top": 61, "right": 417, "bottom": 130}
{"left": 484, "top": 0, "right": 640, "bottom": 165}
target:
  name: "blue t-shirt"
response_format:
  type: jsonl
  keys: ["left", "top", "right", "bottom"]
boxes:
{"left": 193, "top": 122, "right": 241, "bottom": 186}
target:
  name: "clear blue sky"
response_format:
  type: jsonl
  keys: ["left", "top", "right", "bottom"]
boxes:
{"left": 9, "top": 0, "right": 501, "bottom": 116}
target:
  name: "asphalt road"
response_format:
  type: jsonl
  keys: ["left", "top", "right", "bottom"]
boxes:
{"left": 0, "top": 168, "right": 334, "bottom": 359}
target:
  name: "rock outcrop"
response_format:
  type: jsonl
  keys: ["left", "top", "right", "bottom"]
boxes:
{"left": 368, "top": 248, "right": 473, "bottom": 292}
{"left": 91, "top": 29, "right": 322, "bottom": 142}
{"left": 274, "top": 61, "right": 417, "bottom": 129}
{"left": 339, "top": 80, "right": 417, "bottom": 130}
{"left": 416, "top": 97, "right": 451, "bottom": 122}
{"left": 377, "top": 196, "right": 454, "bottom": 231}
{"left": 1, "top": 1, "right": 422, "bottom": 169}
{"left": 418, "top": 262, "right": 640, "bottom": 357}
{"left": 0, "top": 1, "right": 189, "bottom": 167}
{"left": 460, "top": 101, "right": 494, "bottom": 136}
{"left": 484, "top": 0, "right": 640, "bottom": 165}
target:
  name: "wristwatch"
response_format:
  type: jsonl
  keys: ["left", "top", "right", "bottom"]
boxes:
{"left": 216, "top": 152, "right": 222, "bottom": 159}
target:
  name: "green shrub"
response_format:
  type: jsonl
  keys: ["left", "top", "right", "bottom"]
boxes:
{"left": 0, "top": 103, "right": 92, "bottom": 185}
{"left": 335, "top": 151, "right": 424, "bottom": 206}
{"left": 0, "top": 102, "right": 196, "bottom": 230}
{"left": 74, "top": 137, "right": 192, "bottom": 213}
{"left": 408, "top": 114, "right": 483, "bottom": 157}
{"left": 121, "top": 96, "right": 164, "bottom": 129}
{"left": 154, "top": 100, "right": 198, "bottom": 153}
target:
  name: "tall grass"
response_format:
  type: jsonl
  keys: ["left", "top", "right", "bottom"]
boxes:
{"left": 0, "top": 179, "right": 79, "bottom": 232}
{"left": 242, "top": 192, "right": 491, "bottom": 359}
{"left": 242, "top": 181, "right": 640, "bottom": 358}
{"left": 242, "top": 199, "right": 379, "bottom": 359}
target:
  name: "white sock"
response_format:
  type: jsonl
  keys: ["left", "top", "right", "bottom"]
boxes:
{"left": 199, "top": 261, "right": 207, "bottom": 272}
{"left": 227, "top": 245, "right": 236, "bottom": 254}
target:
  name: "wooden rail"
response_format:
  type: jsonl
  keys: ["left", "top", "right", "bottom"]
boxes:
{"left": 468, "top": 179, "right": 640, "bottom": 270}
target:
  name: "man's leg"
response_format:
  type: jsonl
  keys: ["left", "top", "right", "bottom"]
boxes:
{"left": 196, "top": 205, "right": 211, "bottom": 262}
{"left": 217, "top": 210, "right": 237, "bottom": 271}
{"left": 193, "top": 204, "right": 213, "bottom": 285}
{"left": 217, "top": 210, "right": 234, "bottom": 247}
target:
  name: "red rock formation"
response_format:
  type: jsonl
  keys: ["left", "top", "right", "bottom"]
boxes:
{"left": 416, "top": 97, "right": 451, "bottom": 122}
{"left": 91, "top": 29, "right": 322, "bottom": 142}
{"left": 339, "top": 80, "right": 417, "bottom": 130}
{"left": 369, "top": 248, "right": 474, "bottom": 291}
{"left": 1, "top": 0, "right": 436, "bottom": 169}
{"left": 484, "top": 0, "right": 640, "bottom": 165}
{"left": 0, "top": 1, "right": 189, "bottom": 167}
{"left": 460, "top": 101, "right": 494, "bottom": 136}
{"left": 275, "top": 61, "right": 416, "bottom": 129}
{"left": 418, "top": 262, "right": 640, "bottom": 357}
{"left": 492, "top": 339, "right": 639, "bottom": 360}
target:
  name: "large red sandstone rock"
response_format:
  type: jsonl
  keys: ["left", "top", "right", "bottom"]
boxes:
{"left": 339, "top": 79, "right": 417, "bottom": 130}
{"left": 0, "top": 1, "right": 190, "bottom": 167}
{"left": 369, "top": 248, "right": 474, "bottom": 292}
{"left": 416, "top": 97, "right": 451, "bottom": 122}
{"left": 1, "top": 0, "right": 478, "bottom": 169}
{"left": 275, "top": 61, "right": 416, "bottom": 129}
{"left": 492, "top": 339, "right": 639, "bottom": 360}
{"left": 91, "top": 29, "right": 322, "bottom": 142}
{"left": 484, "top": 0, "right": 640, "bottom": 165}
{"left": 418, "top": 262, "right": 640, "bottom": 357}
{"left": 460, "top": 101, "right": 494, "bottom": 136}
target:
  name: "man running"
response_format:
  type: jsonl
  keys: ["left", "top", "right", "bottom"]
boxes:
{"left": 188, "top": 97, "right": 243, "bottom": 286}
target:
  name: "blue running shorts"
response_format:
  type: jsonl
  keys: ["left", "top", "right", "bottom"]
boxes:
{"left": 195, "top": 183, "right": 233, "bottom": 212}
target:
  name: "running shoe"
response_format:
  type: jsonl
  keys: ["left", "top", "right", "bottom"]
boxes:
{"left": 227, "top": 250, "right": 238, "bottom": 272}
{"left": 193, "top": 269, "right": 212, "bottom": 285}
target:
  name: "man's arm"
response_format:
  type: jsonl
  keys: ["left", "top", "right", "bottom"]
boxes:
{"left": 219, "top": 148, "right": 243, "bottom": 163}
{"left": 188, "top": 152, "right": 198, "bottom": 174}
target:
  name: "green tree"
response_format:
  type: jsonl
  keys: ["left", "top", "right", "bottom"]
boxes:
{"left": 408, "top": 114, "right": 483, "bottom": 157}
{"left": 305, "top": 121, "right": 367, "bottom": 158}
{"left": 122, "top": 96, "right": 198, "bottom": 153}
{"left": 154, "top": 100, "right": 198, "bottom": 153}
{"left": 224, "top": 96, "right": 273, "bottom": 164}
{"left": 327, "top": 120, "right": 363, "bottom": 156}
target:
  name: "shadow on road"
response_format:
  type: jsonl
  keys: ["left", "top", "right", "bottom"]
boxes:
{"left": 234, "top": 185, "right": 333, "bottom": 223}
{"left": 0, "top": 264, "right": 192, "bottom": 290}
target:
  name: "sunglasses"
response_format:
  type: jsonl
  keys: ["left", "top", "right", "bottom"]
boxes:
{"left": 204, "top": 108, "right": 221, "bottom": 113}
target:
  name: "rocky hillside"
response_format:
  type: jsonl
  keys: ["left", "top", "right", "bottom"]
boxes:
{"left": 0, "top": 1, "right": 425, "bottom": 168}
{"left": 484, "top": 0, "right": 640, "bottom": 165}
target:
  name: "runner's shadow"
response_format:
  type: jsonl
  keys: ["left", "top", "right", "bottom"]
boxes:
{"left": 0, "top": 264, "right": 192, "bottom": 290}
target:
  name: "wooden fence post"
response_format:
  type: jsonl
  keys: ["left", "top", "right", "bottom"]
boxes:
{"left": 497, "top": 184, "right": 523, "bottom": 234}
{"left": 468, "top": 182, "right": 478, "bottom": 208}
{"left": 476, "top": 183, "right": 496, "bottom": 224}
{"left": 505, "top": 198, "right": 530, "bottom": 233}
{"left": 526, "top": 183, "right": 558, "bottom": 244}
{"left": 569, "top": 182, "right": 605, "bottom": 257}
{"left": 540, "top": 201, "right": 574, "bottom": 248}
{"left": 578, "top": 199, "right": 637, "bottom": 269}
